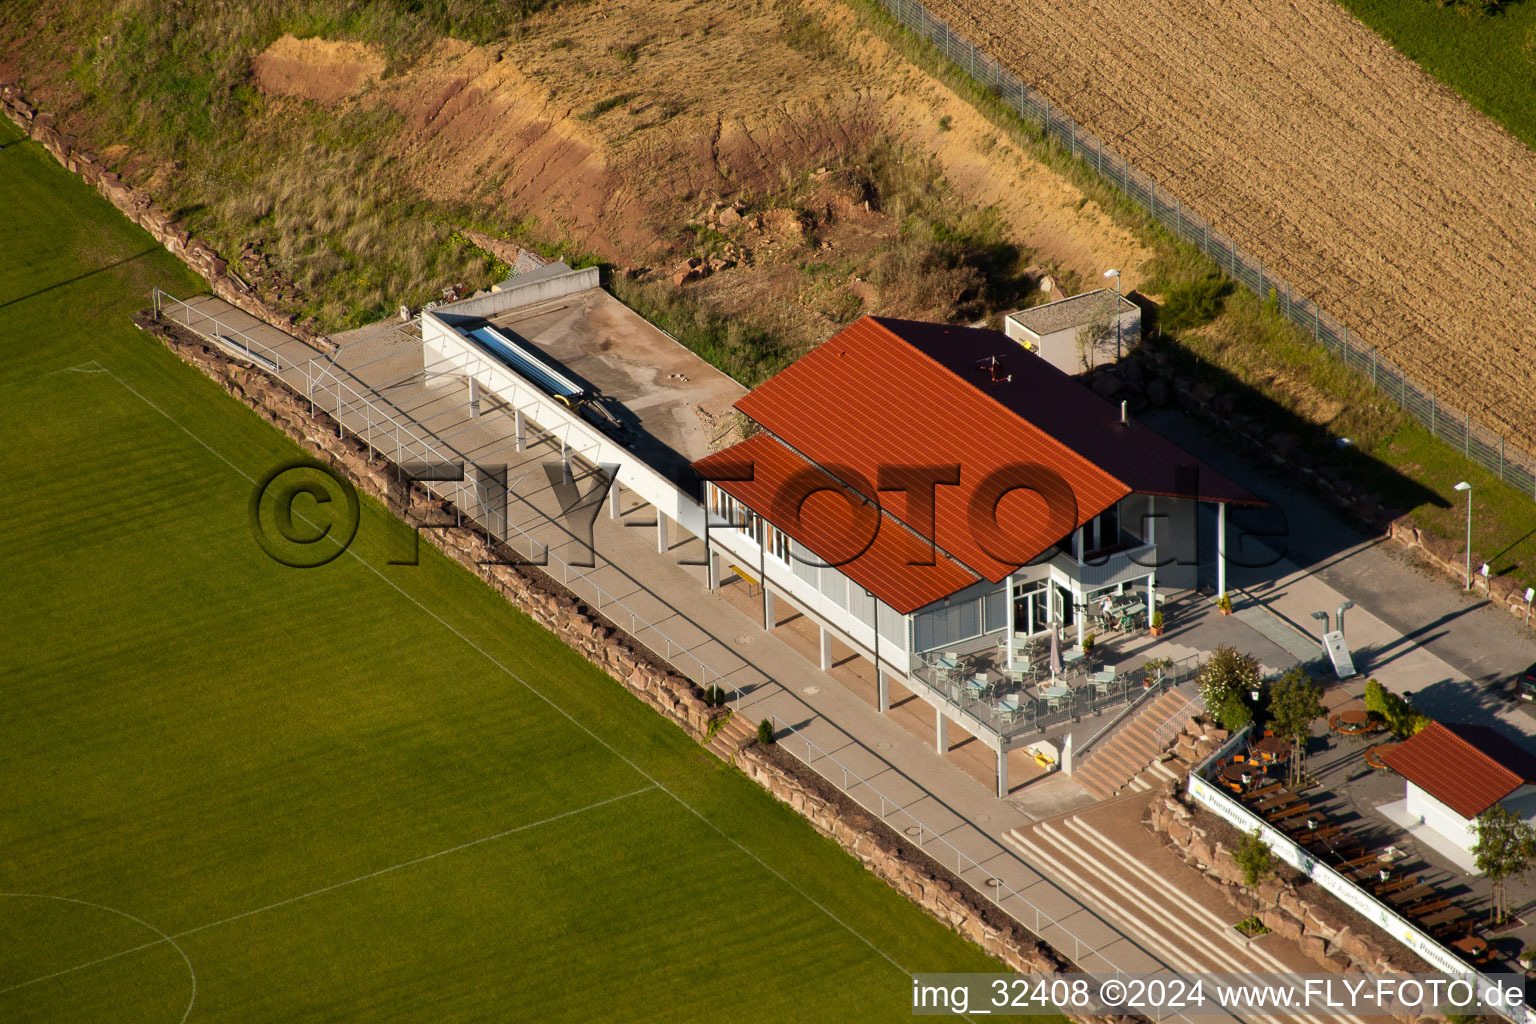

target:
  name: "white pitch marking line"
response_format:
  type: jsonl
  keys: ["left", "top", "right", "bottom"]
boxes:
{"left": 87, "top": 365, "right": 928, "bottom": 991}
{"left": 0, "top": 786, "right": 656, "bottom": 1002}
{"left": 0, "top": 892, "right": 196, "bottom": 1024}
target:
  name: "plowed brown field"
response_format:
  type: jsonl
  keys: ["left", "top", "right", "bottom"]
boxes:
{"left": 927, "top": 0, "right": 1536, "bottom": 451}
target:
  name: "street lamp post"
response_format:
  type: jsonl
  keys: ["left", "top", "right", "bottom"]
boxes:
{"left": 1454, "top": 481, "right": 1472, "bottom": 589}
{"left": 1103, "top": 268, "right": 1122, "bottom": 361}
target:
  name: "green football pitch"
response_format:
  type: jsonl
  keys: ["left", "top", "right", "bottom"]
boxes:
{"left": 0, "top": 117, "right": 1050, "bottom": 1022}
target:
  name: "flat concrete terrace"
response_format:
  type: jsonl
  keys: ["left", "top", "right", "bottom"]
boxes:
{"left": 420, "top": 281, "right": 746, "bottom": 491}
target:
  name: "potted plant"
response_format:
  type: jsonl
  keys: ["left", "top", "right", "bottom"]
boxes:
{"left": 1217, "top": 592, "right": 1233, "bottom": 616}
{"left": 1520, "top": 948, "right": 1536, "bottom": 976}
{"left": 1149, "top": 609, "right": 1165, "bottom": 636}
{"left": 1143, "top": 656, "right": 1173, "bottom": 689}
{"left": 1082, "top": 632, "right": 1096, "bottom": 658}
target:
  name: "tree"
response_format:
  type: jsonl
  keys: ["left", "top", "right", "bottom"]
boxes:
{"left": 1235, "top": 827, "right": 1275, "bottom": 888}
{"left": 1268, "top": 668, "right": 1324, "bottom": 786}
{"left": 1472, "top": 805, "right": 1536, "bottom": 924}
{"left": 1075, "top": 300, "right": 1116, "bottom": 370}
{"left": 1234, "top": 827, "right": 1277, "bottom": 939}
{"left": 1197, "top": 645, "right": 1261, "bottom": 732}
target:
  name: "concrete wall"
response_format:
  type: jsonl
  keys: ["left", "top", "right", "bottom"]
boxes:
{"left": 1005, "top": 307, "right": 1141, "bottom": 375}
{"left": 1404, "top": 782, "right": 1476, "bottom": 856}
{"left": 434, "top": 265, "right": 597, "bottom": 321}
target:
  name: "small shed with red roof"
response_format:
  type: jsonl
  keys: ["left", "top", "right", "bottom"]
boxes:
{"left": 1380, "top": 721, "right": 1536, "bottom": 864}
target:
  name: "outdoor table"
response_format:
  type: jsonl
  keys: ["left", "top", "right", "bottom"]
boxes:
{"left": 964, "top": 674, "right": 989, "bottom": 698}
{"left": 1253, "top": 735, "right": 1290, "bottom": 760}
{"left": 1243, "top": 781, "right": 1283, "bottom": 803}
{"left": 1040, "top": 684, "right": 1071, "bottom": 701}
{"left": 1386, "top": 885, "right": 1435, "bottom": 907}
{"left": 1407, "top": 897, "right": 1453, "bottom": 918}
{"left": 1256, "top": 792, "right": 1299, "bottom": 813}
{"left": 1453, "top": 936, "right": 1489, "bottom": 957}
{"left": 1221, "top": 763, "right": 1253, "bottom": 784}
{"left": 1062, "top": 650, "right": 1085, "bottom": 667}
{"left": 1333, "top": 709, "right": 1374, "bottom": 735}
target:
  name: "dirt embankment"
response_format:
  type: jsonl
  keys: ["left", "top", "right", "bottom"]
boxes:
{"left": 924, "top": 0, "right": 1536, "bottom": 450}
{"left": 247, "top": 0, "right": 1150, "bottom": 288}
{"left": 252, "top": 34, "right": 383, "bottom": 105}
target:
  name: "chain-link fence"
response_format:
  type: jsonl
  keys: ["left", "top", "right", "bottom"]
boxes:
{"left": 882, "top": 0, "right": 1536, "bottom": 502}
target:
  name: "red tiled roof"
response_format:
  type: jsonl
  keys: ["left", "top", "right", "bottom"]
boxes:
{"left": 693, "top": 433, "right": 979, "bottom": 614}
{"left": 734, "top": 318, "right": 1131, "bottom": 582}
{"left": 1380, "top": 721, "right": 1536, "bottom": 819}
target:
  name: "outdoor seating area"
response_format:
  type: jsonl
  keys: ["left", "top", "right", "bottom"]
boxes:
{"left": 1201, "top": 682, "right": 1536, "bottom": 974}
{"left": 1214, "top": 739, "right": 1493, "bottom": 961}
{"left": 915, "top": 634, "right": 1196, "bottom": 740}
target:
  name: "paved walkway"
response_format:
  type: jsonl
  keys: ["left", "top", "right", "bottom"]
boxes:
{"left": 1010, "top": 790, "right": 1385, "bottom": 1024}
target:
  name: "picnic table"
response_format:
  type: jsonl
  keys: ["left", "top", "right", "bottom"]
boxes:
{"left": 1453, "top": 936, "right": 1489, "bottom": 957}
{"left": 1371, "top": 875, "right": 1420, "bottom": 896}
{"left": 1419, "top": 907, "right": 1466, "bottom": 931}
{"left": 1244, "top": 781, "right": 1284, "bottom": 802}
{"left": 1256, "top": 791, "right": 1300, "bottom": 813}
{"left": 1386, "top": 885, "right": 1435, "bottom": 908}
{"left": 1406, "top": 897, "right": 1453, "bottom": 919}
{"left": 1268, "top": 802, "right": 1312, "bottom": 823}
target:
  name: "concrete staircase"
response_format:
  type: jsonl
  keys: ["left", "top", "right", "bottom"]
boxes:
{"left": 705, "top": 709, "right": 759, "bottom": 761}
{"left": 1070, "top": 689, "right": 1202, "bottom": 799}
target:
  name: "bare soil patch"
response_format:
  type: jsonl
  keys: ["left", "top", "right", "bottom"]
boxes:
{"left": 252, "top": 34, "right": 384, "bottom": 105}
{"left": 923, "top": 0, "right": 1536, "bottom": 451}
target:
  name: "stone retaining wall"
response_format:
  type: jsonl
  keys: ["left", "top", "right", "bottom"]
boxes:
{"left": 135, "top": 313, "right": 1138, "bottom": 1022}
{"left": 0, "top": 78, "right": 333, "bottom": 353}
{"left": 1147, "top": 782, "right": 1430, "bottom": 989}
{"left": 1086, "top": 351, "right": 1535, "bottom": 626}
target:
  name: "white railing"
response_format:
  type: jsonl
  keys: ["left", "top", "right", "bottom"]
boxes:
{"left": 153, "top": 288, "right": 291, "bottom": 377}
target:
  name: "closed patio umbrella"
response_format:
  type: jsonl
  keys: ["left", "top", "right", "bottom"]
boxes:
{"left": 1049, "top": 623, "right": 1062, "bottom": 680}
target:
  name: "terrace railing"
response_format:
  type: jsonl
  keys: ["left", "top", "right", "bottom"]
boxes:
{"left": 879, "top": 0, "right": 1536, "bottom": 504}
{"left": 911, "top": 651, "right": 1206, "bottom": 742}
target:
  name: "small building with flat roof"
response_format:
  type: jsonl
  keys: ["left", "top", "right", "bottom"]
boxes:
{"left": 1004, "top": 288, "right": 1140, "bottom": 374}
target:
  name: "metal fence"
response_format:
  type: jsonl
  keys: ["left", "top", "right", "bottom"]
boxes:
{"left": 881, "top": 0, "right": 1536, "bottom": 502}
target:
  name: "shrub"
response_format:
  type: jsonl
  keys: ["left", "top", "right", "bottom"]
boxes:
{"left": 1151, "top": 608, "right": 1164, "bottom": 630}
{"left": 1160, "top": 274, "right": 1230, "bottom": 333}
{"left": 1197, "top": 645, "right": 1261, "bottom": 732}
{"left": 1363, "top": 678, "right": 1430, "bottom": 737}
{"left": 757, "top": 719, "right": 775, "bottom": 745}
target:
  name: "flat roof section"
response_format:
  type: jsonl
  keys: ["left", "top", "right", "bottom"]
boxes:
{"left": 449, "top": 285, "right": 748, "bottom": 490}
{"left": 1007, "top": 288, "right": 1137, "bottom": 338}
